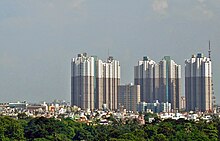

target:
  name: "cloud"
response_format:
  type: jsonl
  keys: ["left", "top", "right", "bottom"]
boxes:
{"left": 0, "top": 0, "right": 87, "bottom": 31}
{"left": 202, "top": 9, "right": 213, "bottom": 18}
{"left": 0, "top": 52, "right": 18, "bottom": 68}
{"left": 152, "top": 0, "right": 168, "bottom": 14}
{"left": 70, "top": 0, "right": 85, "bottom": 10}
{"left": 197, "top": 0, "right": 206, "bottom": 3}
{"left": 194, "top": 0, "right": 214, "bottom": 19}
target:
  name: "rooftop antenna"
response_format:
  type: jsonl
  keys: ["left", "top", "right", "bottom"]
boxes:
{"left": 209, "top": 40, "right": 216, "bottom": 112}
{"left": 208, "top": 40, "right": 211, "bottom": 60}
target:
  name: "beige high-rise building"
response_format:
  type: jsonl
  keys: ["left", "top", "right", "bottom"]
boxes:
{"left": 158, "top": 56, "right": 181, "bottom": 110}
{"left": 71, "top": 53, "right": 95, "bottom": 110}
{"left": 71, "top": 53, "right": 120, "bottom": 110}
{"left": 96, "top": 56, "right": 120, "bottom": 110}
{"left": 134, "top": 56, "right": 181, "bottom": 111}
{"left": 134, "top": 56, "right": 158, "bottom": 103}
{"left": 185, "top": 53, "right": 212, "bottom": 112}
{"left": 118, "top": 84, "right": 140, "bottom": 112}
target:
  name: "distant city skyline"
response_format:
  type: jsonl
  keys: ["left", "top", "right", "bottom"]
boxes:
{"left": 0, "top": 1, "right": 219, "bottom": 104}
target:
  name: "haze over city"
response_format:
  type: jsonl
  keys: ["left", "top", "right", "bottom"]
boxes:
{"left": 0, "top": 0, "right": 220, "bottom": 103}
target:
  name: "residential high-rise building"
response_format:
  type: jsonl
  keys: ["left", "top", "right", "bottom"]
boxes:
{"left": 134, "top": 56, "right": 181, "bottom": 111}
{"left": 96, "top": 56, "right": 120, "bottom": 110}
{"left": 134, "top": 56, "right": 158, "bottom": 103}
{"left": 71, "top": 53, "right": 120, "bottom": 110}
{"left": 118, "top": 84, "right": 140, "bottom": 112}
{"left": 71, "top": 53, "right": 96, "bottom": 110}
{"left": 158, "top": 56, "right": 181, "bottom": 110}
{"left": 185, "top": 53, "right": 212, "bottom": 112}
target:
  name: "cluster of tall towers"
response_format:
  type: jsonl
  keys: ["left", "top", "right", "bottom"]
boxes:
{"left": 71, "top": 53, "right": 120, "bottom": 110}
{"left": 134, "top": 56, "right": 181, "bottom": 110}
{"left": 185, "top": 53, "right": 212, "bottom": 112}
{"left": 71, "top": 52, "right": 213, "bottom": 112}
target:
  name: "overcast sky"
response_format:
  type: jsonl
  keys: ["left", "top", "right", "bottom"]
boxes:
{"left": 0, "top": 0, "right": 220, "bottom": 103}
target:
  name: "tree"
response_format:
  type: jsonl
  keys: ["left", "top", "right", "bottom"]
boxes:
{"left": 24, "top": 117, "right": 75, "bottom": 140}
{"left": 152, "top": 134, "right": 168, "bottom": 141}
{"left": 143, "top": 125, "right": 157, "bottom": 139}
{"left": 144, "top": 112, "right": 157, "bottom": 123}
{"left": 0, "top": 116, "right": 25, "bottom": 140}
{"left": 118, "top": 133, "right": 137, "bottom": 141}
{"left": 157, "top": 121, "right": 175, "bottom": 137}
{"left": 17, "top": 113, "right": 29, "bottom": 120}
{"left": 203, "top": 123, "right": 218, "bottom": 141}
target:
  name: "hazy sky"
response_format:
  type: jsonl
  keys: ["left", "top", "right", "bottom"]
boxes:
{"left": 0, "top": 0, "right": 220, "bottom": 103}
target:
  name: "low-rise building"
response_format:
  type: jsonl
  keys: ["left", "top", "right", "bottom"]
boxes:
{"left": 137, "top": 100, "right": 171, "bottom": 113}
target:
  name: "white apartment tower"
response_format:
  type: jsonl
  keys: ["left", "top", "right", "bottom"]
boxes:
{"left": 134, "top": 56, "right": 158, "bottom": 103}
{"left": 134, "top": 56, "right": 181, "bottom": 110}
{"left": 158, "top": 56, "right": 181, "bottom": 110}
{"left": 71, "top": 53, "right": 120, "bottom": 110}
{"left": 96, "top": 56, "right": 120, "bottom": 110}
{"left": 71, "top": 53, "right": 96, "bottom": 110}
{"left": 185, "top": 53, "right": 212, "bottom": 112}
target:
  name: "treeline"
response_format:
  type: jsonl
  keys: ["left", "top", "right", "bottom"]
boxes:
{"left": 0, "top": 114, "right": 220, "bottom": 141}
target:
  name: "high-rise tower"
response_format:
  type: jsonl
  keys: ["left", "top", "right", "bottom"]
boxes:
{"left": 71, "top": 53, "right": 96, "bottom": 110}
{"left": 134, "top": 56, "right": 181, "bottom": 110}
{"left": 158, "top": 56, "right": 181, "bottom": 110}
{"left": 71, "top": 53, "right": 120, "bottom": 110}
{"left": 185, "top": 53, "right": 212, "bottom": 112}
{"left": 208, "top": 41, "right": 216, "bottom": 112}
{"left": 118, "top": 84, "right": 140, "bottom": 112}
{"left": 134, "top": 56, "right": 158, "bottom": 103}
{"left": 96, "top": 56, "right": 120, "bottom": 110}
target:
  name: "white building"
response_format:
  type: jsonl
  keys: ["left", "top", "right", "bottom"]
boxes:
{"left": 185, "top": 53, "right": 212, "bottom": 112}
{"left": 158, "top": 56, "right": 181, "bottom": 111}
{"left": 134, "top": 56, "right": 181, "bottom": 111}
{"left": 134, "top": 56, "right": 158, "bottom": 103}
{"left": 137, "top": 100, "right": 171, "bottom": 113}
{"left": 71, "top": 53, "right": 120, "bottom": 110}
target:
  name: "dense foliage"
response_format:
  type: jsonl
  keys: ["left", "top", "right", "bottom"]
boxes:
{"left": 0, "top": 114, "right": 220, "bottom": 141}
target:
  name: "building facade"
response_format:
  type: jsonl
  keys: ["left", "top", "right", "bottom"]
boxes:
{"left": 180, "top": 96, "right": 186, "bottom": 111}
{"left": 71, "top": 53, "right": 120, "bottom": 110}
{"left": 137, "top": 100, "right": 171, "bottom": 113}
{"left": 134, "top": 56, "right": 158, "bottom": 103}
{"left": 158, "top": 56, "right": 181, "bottom": 111}
{"left": 96, "top": 56, "right": 120, "bottom": 110}
{"left": 71, "top": 53, "right": 96, "bottom": 110}
{"left": 185, "top": 53, "right": 212, "bottom": 112}
{"left": 118, "top": 84, "right": 140, "bottom": 112}
{"left": 134, "top": 56, "right": 181, "bottom": 111}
